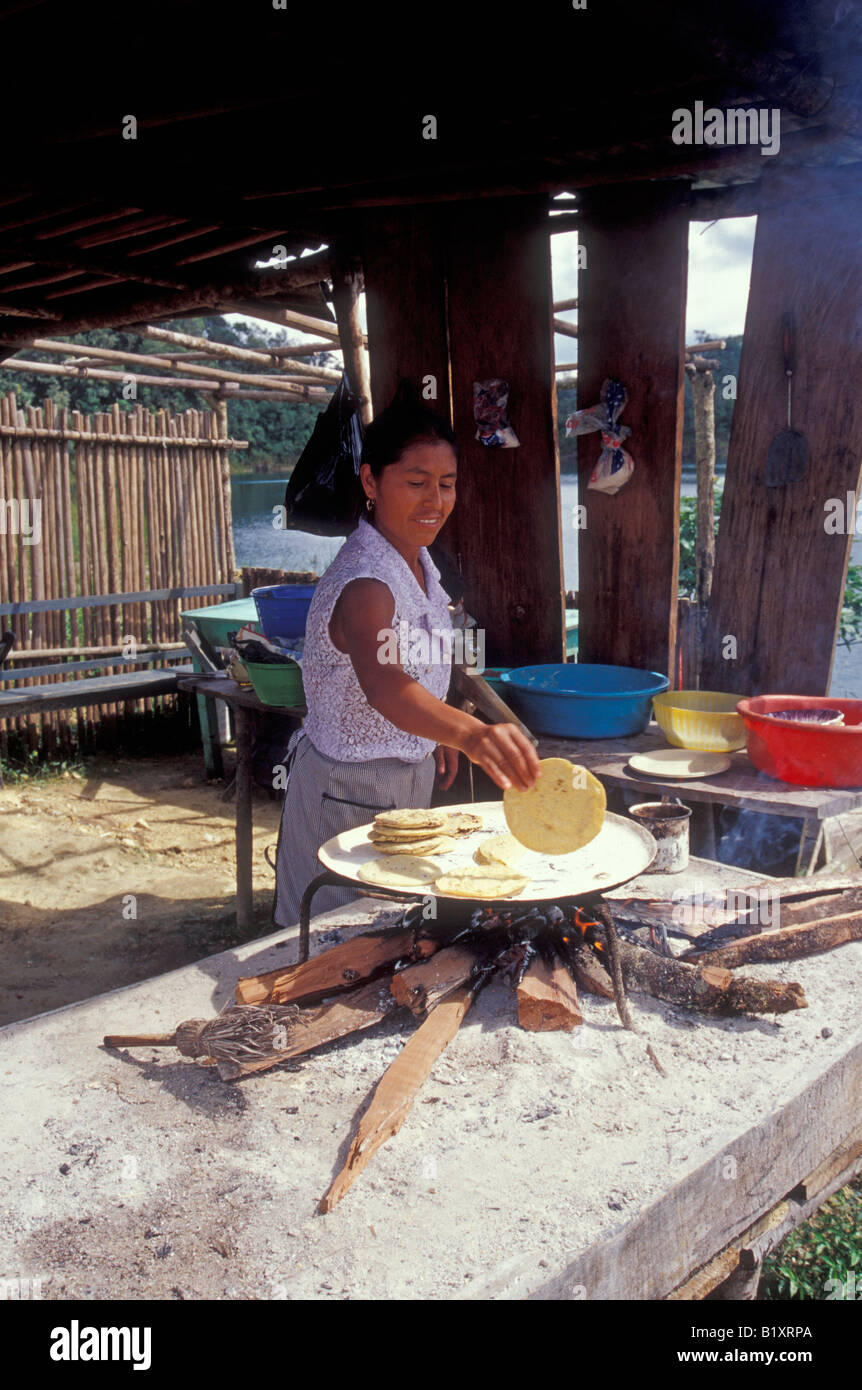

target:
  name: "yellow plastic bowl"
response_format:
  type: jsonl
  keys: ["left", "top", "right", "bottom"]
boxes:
{"left": 652, "top": 690, "right": 747, "bottom": 752}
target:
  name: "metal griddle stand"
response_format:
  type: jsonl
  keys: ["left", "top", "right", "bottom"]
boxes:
{"left": 298, "top": 869, "right": 427, "bottom": 963}
{"left": 297, "top": 868, "right": 614, "bottom": 965}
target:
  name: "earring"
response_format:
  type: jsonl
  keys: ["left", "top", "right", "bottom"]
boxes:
{"left": 366, "top": 497, "right": 374, "bottom": 512}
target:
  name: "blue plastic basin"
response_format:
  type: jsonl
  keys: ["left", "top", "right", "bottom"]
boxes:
{"left": 500, "top": 664, "right": 670, "bottom": 738}
{"left": 252, "top": 584, "right": 316, "bottom": 642}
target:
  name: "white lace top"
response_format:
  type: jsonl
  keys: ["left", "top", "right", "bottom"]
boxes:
{"left": 301, "top": 516, "right": 453, "bottom": 762}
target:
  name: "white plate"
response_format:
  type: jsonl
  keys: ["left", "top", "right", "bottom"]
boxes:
{"left": 317, "top": 800, "right": 656, "bottom": 902}
{"left": 628, "top": 749, "right": 731, "bottom": 778}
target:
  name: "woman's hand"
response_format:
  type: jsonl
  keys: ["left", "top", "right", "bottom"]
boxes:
{"left": 460, "top": 722, "right": 541, "bottom": 792}
{"left": 433, "top": 744, "right": 460, "bottom": 791}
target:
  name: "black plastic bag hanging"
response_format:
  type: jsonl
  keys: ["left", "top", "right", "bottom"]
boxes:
{"left": 282, "top": 374, "right": 364, "bottom": 536}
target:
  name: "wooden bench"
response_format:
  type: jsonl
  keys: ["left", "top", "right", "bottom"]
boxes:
{"left": 0, "top": 584, "right": 241, "bottom": 777}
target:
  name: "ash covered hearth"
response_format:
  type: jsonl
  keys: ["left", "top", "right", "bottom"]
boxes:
{"left": 99, "top": 876, "right": 862, "bottom": 1210}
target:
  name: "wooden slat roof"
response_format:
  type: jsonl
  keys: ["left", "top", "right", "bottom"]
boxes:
{"left": 0, "top": 0, "right": 860, "bottom": 356}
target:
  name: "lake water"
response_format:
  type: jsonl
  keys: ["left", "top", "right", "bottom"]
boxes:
{"left": 232, "top": 474, "right": 861, "bottom": 696}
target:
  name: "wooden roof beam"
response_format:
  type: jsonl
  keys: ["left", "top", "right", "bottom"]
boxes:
{"left": 18, "top": 336, "right": 333, "bottom": 391}
{"left": 0, "top": 251, "right": 336, "bottom": 347}
{"left": 0, "top": 297, "right": 61, "bottom": 320}
{"left": 0, "top": 355, "right": 329, "bottom": 402}
{"left": 0, "top": 239, "right": 190, "bottom": 290}
{"left": 157, "top": 341, "right": 344, "bottom": 361}
{"left": 0, "top": 200, "right": 138, "bottom": 237}
{"left": 139, "top": 323, "right": 342, "bottom": 380}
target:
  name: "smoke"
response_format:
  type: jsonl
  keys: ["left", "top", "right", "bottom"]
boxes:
{"left": 716, "top": 806, "right": 802, "bottom": 872}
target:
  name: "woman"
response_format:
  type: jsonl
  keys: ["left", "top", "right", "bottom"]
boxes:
{"left": 273, "top": 387, "right": 540, "bottom": 926}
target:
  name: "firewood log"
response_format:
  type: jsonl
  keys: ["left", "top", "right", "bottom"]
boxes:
{"left": 517, "top": 951, "right": 583, "bottom": 1032}
{"left": 318, "top": 984, "right": 476, "bottom": 1213}
{"left": 614, "top": 938, "right": 806, "bottom": 1016}
{"left": 680, "top": 910, "right": 862, "bottom": 969}
{"left": 390, "top": 945, "right": 482, "bottom": 1015}
{"left": 568, "top": 941, "right": 614, "bottom": 998}
{"left": 234, "top": 925, "right": 438, "bottom": 1006}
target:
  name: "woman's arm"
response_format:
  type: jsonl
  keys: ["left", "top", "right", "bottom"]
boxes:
{"left": 330, "top": 578, "right": 540, "bottom": 791}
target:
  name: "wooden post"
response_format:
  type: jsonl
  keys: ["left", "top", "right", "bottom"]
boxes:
{"left": 329, "top": 248, "right": 372, "bottom": 426}
{"left": 234, "top": 703, "right": 254, "bottom": 929}
{"left": 444, "top": 196, "right": 565, "bottom": 667}
{"left": 701, "top": 172, "right": 862, "bottom": 694}
{"left": 685, "top": 360, "right": 717, "bottom": 686}
{"left": 692, "top": 368, "right": 716, "bottom": 614}
{"left": 576, "top": 185, "right": 688, "bottom": 676}
{"left": 360, "top": 207, "right": 450, "bottom": 421}
{"left": 214, "top": 392, "right": 228, "bottom": 444}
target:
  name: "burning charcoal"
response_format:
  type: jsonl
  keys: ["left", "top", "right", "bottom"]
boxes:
{"left": 516, "top": 942, "right": 537, "bottom": 986}
{"left": 545, "top": 905, "right": 566, "bottom": 928}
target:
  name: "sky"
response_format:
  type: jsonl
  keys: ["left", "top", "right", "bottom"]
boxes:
{"left": 550, "top": 215, "right": 757, "bottom": 359}
{"left": 232, "top": 214, "right": 758, "bottom": 361}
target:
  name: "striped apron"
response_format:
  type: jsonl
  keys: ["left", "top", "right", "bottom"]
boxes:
{"left": 272, "top": 731, "right": 436, "bottom": 927}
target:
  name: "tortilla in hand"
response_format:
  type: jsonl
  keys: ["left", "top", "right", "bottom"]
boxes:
{"left": 503, "top": 758, "right": 606, "bottom": 854}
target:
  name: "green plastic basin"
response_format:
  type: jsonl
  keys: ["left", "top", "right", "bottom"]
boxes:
{"left": 245, "top": 660, "right": 305, "bottom": 708}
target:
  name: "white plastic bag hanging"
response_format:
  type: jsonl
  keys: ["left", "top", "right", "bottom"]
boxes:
{"left": 565, "top": 378, "right": 635, "bottom": 495}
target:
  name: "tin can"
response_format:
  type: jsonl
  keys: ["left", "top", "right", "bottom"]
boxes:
{"left": 628, "top": 800, "right": 692, "bottom": 873}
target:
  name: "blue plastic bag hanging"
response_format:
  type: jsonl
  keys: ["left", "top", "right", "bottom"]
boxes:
{"left": 565, "top": 378, "right": 635, "bottom": 494}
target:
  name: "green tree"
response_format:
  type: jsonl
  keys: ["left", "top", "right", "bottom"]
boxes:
{"left": 0, "top": 315, "right": 337, "bottom": 474}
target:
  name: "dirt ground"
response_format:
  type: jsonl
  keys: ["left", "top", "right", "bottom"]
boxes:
{"left": 0, "top": 753, "right": 285, "bottom": 1026}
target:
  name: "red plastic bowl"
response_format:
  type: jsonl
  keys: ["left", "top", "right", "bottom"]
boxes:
{"left": 737, "top": 696, "right": 862, "bottom": 787}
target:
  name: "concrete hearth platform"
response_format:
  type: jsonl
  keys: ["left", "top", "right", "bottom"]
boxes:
{"left": 1, "top": 860, "right": 861, "bottom": 1301}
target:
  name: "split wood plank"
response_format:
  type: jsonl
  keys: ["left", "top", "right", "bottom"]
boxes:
{"left": 777, "top": 887, "right": 862, "bottom": 927}
{"left": 666, "top": 1247, "right": 741, "bottom": 1301}
{"left": 517, "top": 953, "right": 583, "bottom": 1032}
{"left": 390, "top": 945, "right": 481, "bottom": 1015}
{"left": 443, "top": 195, "right": 565, "bottom": 668}
{"left": 792, "top": 1119, "right": 862, "bottom": 1203}
{"left": 730, "top": 875, "right": 862, "bottom": 900}
{"left": 318, "top": 983, "right": 475, "bottom": 1213}
{"left": 234, "top": 926, "right": 438, "bottom": 1006}
{"left": 669, "top": 1198, "right": 791, "bottom": 1300}
{"left": 701, "top": 171, "right": 862, "bottom": 694}
{"left": 681, "top": 910, "right": 862, "bottom": 968}
{"left": 576, "top": 184, "right": 688, "bottom": 675}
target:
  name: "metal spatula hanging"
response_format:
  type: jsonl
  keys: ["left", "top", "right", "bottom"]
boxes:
{"left": 765, "top": 311, "right": 807, "bottom": 486}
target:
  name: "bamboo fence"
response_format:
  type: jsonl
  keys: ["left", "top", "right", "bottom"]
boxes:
{"left": 0, "top": 392, "right": 242, "bottom": 757}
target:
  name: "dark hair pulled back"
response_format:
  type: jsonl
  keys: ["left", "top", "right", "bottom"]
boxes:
{"left": 360, "top": 378, "right": 457, "bottom": 477}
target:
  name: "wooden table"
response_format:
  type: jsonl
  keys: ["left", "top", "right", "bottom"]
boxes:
{"left": 179, "top": 673, "right": 304, "bottom": 928}
{"left": 536, "top": 723, "right": 862, "bottom": 874}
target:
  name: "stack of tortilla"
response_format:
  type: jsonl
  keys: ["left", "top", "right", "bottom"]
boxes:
{"left": 355, "top": 762, "right": 606, "bottom": 899}
{"left": 357, "top": 808, "right": 482, "bottom": 888}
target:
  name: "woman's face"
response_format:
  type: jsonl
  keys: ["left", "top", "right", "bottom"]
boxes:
{"left": 361, "top": 440, "right": 457, "bottom": 549}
